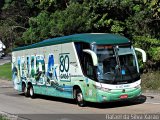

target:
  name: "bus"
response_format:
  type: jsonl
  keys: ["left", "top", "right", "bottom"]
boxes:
{"left": 12, "top": 33, "right": 146, "bottom": 107}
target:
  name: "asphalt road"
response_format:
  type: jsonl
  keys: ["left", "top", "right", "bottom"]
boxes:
{"left": 0, "top": 83, "right": 160, "bottom": 120}
{"left": 0, "top": 55, "right": 11, "bottom": 65}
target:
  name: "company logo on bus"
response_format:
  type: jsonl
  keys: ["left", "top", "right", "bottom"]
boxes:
{"left": 59, "top": 53, "right": 70, "bottom": 81}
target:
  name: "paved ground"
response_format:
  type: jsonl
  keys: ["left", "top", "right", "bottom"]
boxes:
{"left": 0, "top": 55, "right": 11, "bottom": 65}
{"left": 0, "top": 80, "right": 160, "bottom": 120}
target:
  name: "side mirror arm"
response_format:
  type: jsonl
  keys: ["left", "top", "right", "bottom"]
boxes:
{"left": 135, "top": 48, "right": 147, "bottom": 62}
{"left": 83, "top": 49, "right": 98, "bottom": 66}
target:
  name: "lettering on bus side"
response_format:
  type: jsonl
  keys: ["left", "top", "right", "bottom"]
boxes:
{"left": 59, "top": 53, "right": 70, "bottom": 82}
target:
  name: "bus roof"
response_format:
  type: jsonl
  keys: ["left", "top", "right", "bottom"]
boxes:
{"left": 13, "top": 33, "right": 130, "bottom": 51}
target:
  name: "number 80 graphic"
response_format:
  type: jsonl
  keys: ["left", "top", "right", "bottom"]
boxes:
{"left": 59, "top": 54, "right": 69, "bottom": 72}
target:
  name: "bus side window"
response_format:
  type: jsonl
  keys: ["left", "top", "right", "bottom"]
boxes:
{"left": 83, "top": 53, "right": 97, "bottom": 80}
{"left": 75, "top": 42, "right": 97, "bottom": 80}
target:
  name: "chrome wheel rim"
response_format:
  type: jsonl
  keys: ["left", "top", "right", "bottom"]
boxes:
{"left": 30, "top": 87, "right": 33, "bottom": 96}
{"left": 77, "top": 93, "right": 83, "bottom": 102}
{"left": 24, "top": 86, "right": 27, "bottom": 94}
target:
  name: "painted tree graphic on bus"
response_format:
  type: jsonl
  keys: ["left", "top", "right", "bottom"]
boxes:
{"left": 35, "top": 55, "right": 45, "bottom": 85}
{"left": 47, "top": 54, "right": 58, "bottom": 86}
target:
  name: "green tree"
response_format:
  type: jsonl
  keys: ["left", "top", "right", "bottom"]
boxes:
{"left": 0, "top": 0, "right": 35, "bottom": 48}
{"left": 0, "top": 0, "right": 160, "bottom": 70}
{"left": 22, "top": 2, "right": 91, "bottom": 43}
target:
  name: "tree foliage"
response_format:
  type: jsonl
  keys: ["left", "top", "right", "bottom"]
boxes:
{"left": 0, "top": 0, "right": 160, "bottom": 70}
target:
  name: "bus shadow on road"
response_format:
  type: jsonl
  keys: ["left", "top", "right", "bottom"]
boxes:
{"left": 27, "top": 94, "right": 77, "bottom": 105}
{"left": 86, "top": 95, "right": 147, "bottom": 109}
{"left": 19, "top": 93, "right": 146, "bottom": 109}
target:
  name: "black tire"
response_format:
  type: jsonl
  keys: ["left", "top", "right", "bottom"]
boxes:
{"left": 23, "top": 84, "right": 29, "bottom": 97}
{"left": 75, "top": 89, "right": 86, "bottom": 107}
{"left": 29, "top": 85, "right": 35, "bottom": 98}
{"left": 22, "top": 83, "right": 25, "bottom": 92}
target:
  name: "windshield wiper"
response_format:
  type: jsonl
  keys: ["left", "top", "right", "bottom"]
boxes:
{"left": 113, "top": 46, "right": 122, "bottom": 80}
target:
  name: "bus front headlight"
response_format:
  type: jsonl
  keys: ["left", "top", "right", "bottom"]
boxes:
{"left": 101, "top": 87, "right": 112, "bottom": 92}
{"left": 134, "top": 85, "right": 141, "bottom": 89}
{"left": 94, "top": 84, "right": 111, "bottom": 92}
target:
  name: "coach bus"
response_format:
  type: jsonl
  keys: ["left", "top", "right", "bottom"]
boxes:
{"left": 12, "top": 33, "right": 146, "bottom": 107}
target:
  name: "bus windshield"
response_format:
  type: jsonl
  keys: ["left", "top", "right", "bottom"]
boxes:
{"left": 96, "top": 45, "right": 140, "bottom": 84}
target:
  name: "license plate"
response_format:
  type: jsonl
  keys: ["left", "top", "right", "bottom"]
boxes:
{"left": 120, "top": 94, "right": 128, "bottom": 99}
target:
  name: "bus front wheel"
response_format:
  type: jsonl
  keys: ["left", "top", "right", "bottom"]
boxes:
{"left": 76, "top": 89, "right": 86, "bottom": 107}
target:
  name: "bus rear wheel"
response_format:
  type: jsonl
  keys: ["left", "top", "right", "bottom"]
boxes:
{"left": 29, "top": 85, "right": 35, "bottom": 98}
{"left": 23, "top": 84, "right": 29, "bottom": 97}
{"left": 76, "top": 89, "right": 86, "bottom": 107}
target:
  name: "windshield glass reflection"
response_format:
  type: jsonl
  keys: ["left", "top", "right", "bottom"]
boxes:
{"left": 96, "top": 45, "right": 139, "bottom": 84}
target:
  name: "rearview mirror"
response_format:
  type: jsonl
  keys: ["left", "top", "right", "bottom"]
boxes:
{"left": 83, "top": 49, "right": 98, "bottom": 66}
{"left": 135, "top": 48, "right": 147, "bottom": 62}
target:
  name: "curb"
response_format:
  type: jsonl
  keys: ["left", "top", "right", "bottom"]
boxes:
{"left": 0, "top": 60, "right": 11, "bottom": 66}
{"left": 0, "top": 111, "right": 29, "bottom": 120}
{"left": 0, "top": 112, "right": 18, "bottom": 120}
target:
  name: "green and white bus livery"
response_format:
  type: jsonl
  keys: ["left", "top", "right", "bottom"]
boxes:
{"left": 12, "top": 33, "right": 146, "bottom": 107}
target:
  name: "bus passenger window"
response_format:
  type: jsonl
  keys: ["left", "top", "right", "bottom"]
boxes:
{"left": 83, "top": 53, "right": 96, "bottom": 80}
{"left": 74, "top": 42, "right": 97, "bottom": 80}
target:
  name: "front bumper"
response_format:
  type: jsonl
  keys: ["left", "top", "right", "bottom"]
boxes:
{"left": 96, "top": 87, "right": 141, "bottom": 103}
